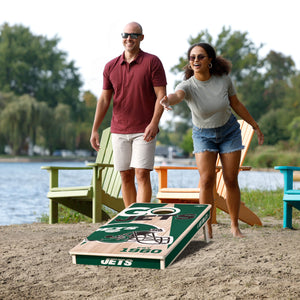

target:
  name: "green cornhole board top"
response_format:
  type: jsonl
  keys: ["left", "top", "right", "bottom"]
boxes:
{"left": 69, "top": 203, "right": 211, "bottom": 269}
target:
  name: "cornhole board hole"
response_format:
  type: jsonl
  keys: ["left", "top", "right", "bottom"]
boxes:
{"left": 69, "top": 203, "right": 211, "bottom": 270}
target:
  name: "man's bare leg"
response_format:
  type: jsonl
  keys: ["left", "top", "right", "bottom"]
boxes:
{"left": 135, "top": 168, "right": 152, "bottom": 203}
{"left": 120, "top": 169, "right": 136, "bottom": 207}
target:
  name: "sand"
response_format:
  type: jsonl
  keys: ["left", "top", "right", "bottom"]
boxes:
{"left": 1, "top": 216, "right": 299, "bottom": 300}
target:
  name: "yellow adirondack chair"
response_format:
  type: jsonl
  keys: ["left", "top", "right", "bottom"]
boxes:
{"left": 154, "top": 120, "right": 262, "bottom": 226}
{"left": 41, "top": 127, "right": 124, "bottom": 224}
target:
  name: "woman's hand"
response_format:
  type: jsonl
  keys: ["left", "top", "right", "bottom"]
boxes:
{"left": 255, "top": 127, "right": 264, "bottom": 145}
{"left": 160, "top": 96, "right": 172, "bottom": 111}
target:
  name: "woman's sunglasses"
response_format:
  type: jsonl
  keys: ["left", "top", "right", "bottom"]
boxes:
{"left": 189, "top": 55, "right": 207, "bottom": 61}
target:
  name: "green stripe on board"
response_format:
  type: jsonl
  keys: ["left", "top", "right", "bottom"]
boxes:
{"left": 168, "top": 204, "right": 208, "bottom": 248}
{"left": 74, "top": 255, "right": 161, "bottom": 269}
{"left": 165, "top": 211, "right": 210, "bottom": 268}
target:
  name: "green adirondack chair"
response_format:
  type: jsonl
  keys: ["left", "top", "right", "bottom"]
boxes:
{"left": 41, "top": 127, "right": 124, "bottom": 224}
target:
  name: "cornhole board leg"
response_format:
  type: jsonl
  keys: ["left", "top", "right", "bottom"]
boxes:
{"left": 203, "top": 223, "right": 210, "bottom": 243}
{"left": 70, "top": 203, "right": 211, "bottom": 270}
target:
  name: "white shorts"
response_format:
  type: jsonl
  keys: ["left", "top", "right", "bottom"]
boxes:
{"left": 111, "top": 133, "right": 156, "bottom": 171}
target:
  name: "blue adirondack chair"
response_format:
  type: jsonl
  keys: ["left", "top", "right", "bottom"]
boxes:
{"left": 42, "top": 127, "right": 124, "bottom": 224}
{"left": 275, "top": 166, "right": 300, "bottom": 229}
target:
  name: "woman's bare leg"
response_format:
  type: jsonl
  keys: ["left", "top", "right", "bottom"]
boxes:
{"left": 195, "top": 151, "right": 218, "bottom": 238}
{"left": 220, "top": 150, "right": 245, "bottom": 238}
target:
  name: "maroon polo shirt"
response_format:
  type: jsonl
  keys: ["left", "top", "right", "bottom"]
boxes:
{"left": 103, "top": 50, "right": 167, "bottom": 134}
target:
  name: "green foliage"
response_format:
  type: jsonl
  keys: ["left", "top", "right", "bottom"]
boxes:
{"left": 258, "top": 109, "right": 290, "bottom": 145}
{"left": 37, "top": 189, "right": 300, "bottom": 223}
{"left": 0, "top": 24, "right": 115, "bottom": 155}
{"left": 288, "top": 116, "right": 300, "bottom": 149}
{"left": 237, "top": 72, "right": 266, "bottom": 120}
{"left": 2, "top": 23, "right": 300, "bottom": 159}
{"left": 214, "top": 27, "right": 262, "bottom": 83}
{"left": 38, "top": 205, "right": 92, "bottom": 223}
{"left": 263, "top": 50, "right": 296, "bottom": 82}
{"left": 0, "top": 23, "right": 82, "bottom": 114}
{"left": 0, "top": 94, "right": 46, "bottom": 154}
{"left": 244, "top": 146, "right": 300, "bottom": 168}
{"left": 240, "top": 188, "right": 289, "bottom": 219}
{"left": 38, "top": 204, "right": 117, "bottom": 224}
{"left": 180, "top": 128, "right": 193, "bottom": 154}
{"left": 218, "top": 188, "right": 300, "bottom": 222}
{"left": 283, "top": 73, "right": 300, "bottom": 112}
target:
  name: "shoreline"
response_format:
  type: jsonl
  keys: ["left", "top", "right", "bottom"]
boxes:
{"left": 0, "top": 156, "right": 277, "bottom": 170}
{"left": 0, "top": 156, "right": 95, "bottom": 163}
{"left": 0, "top": 156, "right": 286, "bottom": 174}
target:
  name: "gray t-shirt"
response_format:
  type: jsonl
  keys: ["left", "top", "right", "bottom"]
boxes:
{"left": 175, "top": 75, "right": 236, "bottom": 128}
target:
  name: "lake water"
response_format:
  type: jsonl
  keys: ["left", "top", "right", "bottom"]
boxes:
{"left": 0, "top": 161, "right": 299, "bottom": 226}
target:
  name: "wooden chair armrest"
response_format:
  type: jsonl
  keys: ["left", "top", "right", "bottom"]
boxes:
{"left": 154, "top": 165, "right": 197, "bottom": 171}
{"left": 275, "top": 166, "right": 300, "bottom": 172}
{"left": 239, "top": 166, "right": 252, "bottom": 171}
{"left": 154, "top": 164, "right": 252, "bottom": 190}
{"left": 86, "top": 163, "right": 114, "bottom": 168}
{"left": 41, "top": 166, "right": 93, "bottom": 189}
{"left": 41, "top": 166, "right": 92, "bottom": 170}
{"left": 274, "top": 166, "right": 300, "bottom": 191}
{"left": 154, "top": 165, "right": 222, "bottom": 171}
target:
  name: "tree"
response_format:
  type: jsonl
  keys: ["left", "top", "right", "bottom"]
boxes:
{"left": 263, "top": 50, "right": 296, "bottom": 83}
{"left": 260, "top": 51, "right": 297, "bottom": 114}
{"left": 180, "top": 128, "right": 193, "bottom": 155}
{"left": 282, "top": 73, "right": 300, "bottom": 115}
{"left": 0, "top": 23, "right": 82, "bottom": 117}
{"left": 0, "top": 94, "right": 46, "bottom": 154}
{"left": 258, "top": 108, "right": 290, "bottom": 145}
{"left": 237, "top": 71, "right": 266, "bottom": 120}
{"left": 51, "top": 104, "right": 76, "bottom": 151}
{"left": 288, "top": 116, "right": 300, "bottom": 150}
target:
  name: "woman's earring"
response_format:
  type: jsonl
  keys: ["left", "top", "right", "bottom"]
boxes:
{"left": 208, "top": 63, "right": 212, "bottom": 69}
{"left": 188, "top": 64, "right": 192, "bottom": 70}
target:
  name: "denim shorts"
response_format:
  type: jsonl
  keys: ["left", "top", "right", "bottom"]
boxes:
{"left": 192, "top": 114, "right": 244, "bottom": 154}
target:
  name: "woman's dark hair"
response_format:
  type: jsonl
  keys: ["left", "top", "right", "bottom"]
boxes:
{"left": 184, "top": 43, "right": 232, "bottom": 80}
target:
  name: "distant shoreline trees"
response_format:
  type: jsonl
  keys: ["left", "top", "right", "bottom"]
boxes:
{"left": 1, "top": 24, "right": 300, "bottom": 156}
{"left": 0, "top": 23, "right": 111, "bottom": 155}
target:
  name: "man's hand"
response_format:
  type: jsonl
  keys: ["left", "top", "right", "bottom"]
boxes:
{"left": 90, "top": 131, "right": 100, "bottom": 151}
{"left": 143, "top": 124, "right": 158, "bottom": 142}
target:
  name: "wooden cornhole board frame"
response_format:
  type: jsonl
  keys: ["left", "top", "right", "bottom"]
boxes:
{"left": 70, "top": 203, "right": 211, "bottom": 270}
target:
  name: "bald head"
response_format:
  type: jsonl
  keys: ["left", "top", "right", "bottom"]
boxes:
{"left": 123, "top": 22, "right": 143, "bottom": 34}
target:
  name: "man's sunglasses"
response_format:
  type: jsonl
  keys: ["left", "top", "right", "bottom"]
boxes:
{"left": 189, "top": 55, "right": 207, "bottom": 61}
{"left": 121, "top": 33, "right": 142, "bottom": 39}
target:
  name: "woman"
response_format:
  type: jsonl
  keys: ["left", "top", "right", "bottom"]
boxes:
{"left": 160, "top": 43, "right": 264, "bottom": 238}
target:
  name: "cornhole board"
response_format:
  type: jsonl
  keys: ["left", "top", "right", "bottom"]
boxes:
{"left": 69, "top": 203, "right": 211, "bottom": 270}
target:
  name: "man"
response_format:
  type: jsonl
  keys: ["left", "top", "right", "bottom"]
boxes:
{"left": 90, "top": 22, "right": 167, "bottom": 207}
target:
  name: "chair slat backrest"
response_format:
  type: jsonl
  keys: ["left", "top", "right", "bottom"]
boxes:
{"left": 239, "top": 120, "right": 254, "bottom": 165}
{"left": 95, "top": 128, "right": 122, "bottom": 198}
{"left": 216, "top": 120, "right": 254, "bottom": 198}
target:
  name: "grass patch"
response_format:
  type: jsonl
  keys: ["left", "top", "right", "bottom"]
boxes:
{"left": 216, "top": 188, "right": 300, "bottom": 228}
{"left": 38, "top": 205, "right": 92, "bottom": 223}
{"left": 38, "top": 189, "right": 300, "bottom": 226}
{"left": 240, "top": 188, "right": 299, "bottom": 228}
{"left": 244, "top": 146, "right": 300, "bottom": 168}
{"left": 38, "top": 205, "right": 117, "bottom": 224}
{"left": 240, "top": 188, "right": 285, "bottom": 219}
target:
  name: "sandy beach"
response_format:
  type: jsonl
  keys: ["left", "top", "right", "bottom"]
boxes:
{"left": 1, "top": 216, "right": 299, "bottom": 300}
